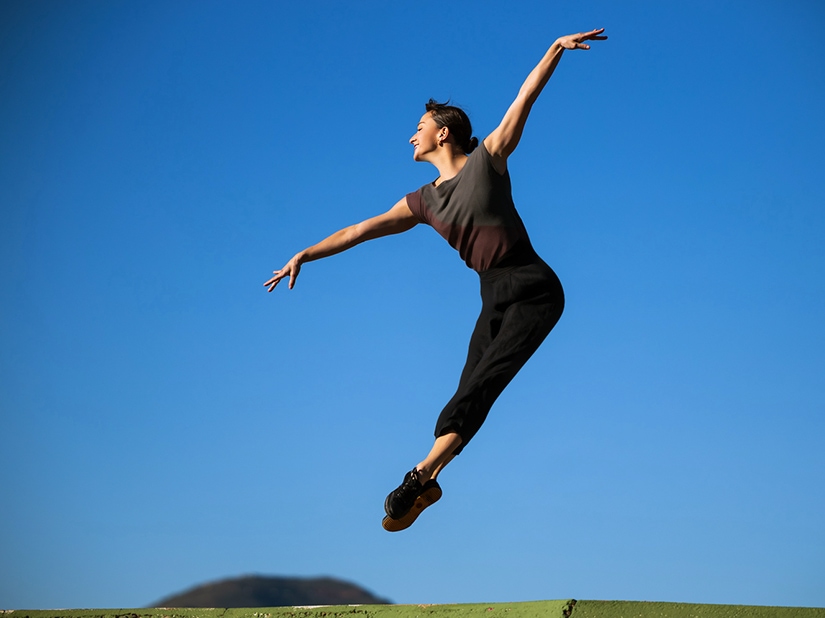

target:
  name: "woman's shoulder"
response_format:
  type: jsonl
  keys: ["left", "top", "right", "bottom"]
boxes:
{"left": 466, "top": 139, "right": 508, "bottom": 179}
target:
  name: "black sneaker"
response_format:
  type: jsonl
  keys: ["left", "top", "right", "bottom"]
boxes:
{"left": 382, "top": 469, "right": 442, "bottom": 532}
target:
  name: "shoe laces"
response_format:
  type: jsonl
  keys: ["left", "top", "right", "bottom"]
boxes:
{"left": 399, "top": 469, "right": 422, "bottom": 497}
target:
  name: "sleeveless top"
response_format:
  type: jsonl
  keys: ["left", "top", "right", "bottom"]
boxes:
{"left": 405, "top": 142, "right": 534, "bottom": 272}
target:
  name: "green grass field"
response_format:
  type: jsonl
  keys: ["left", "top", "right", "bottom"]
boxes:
{"left": 4, "top": 600, "right": 825, "bottom": 618}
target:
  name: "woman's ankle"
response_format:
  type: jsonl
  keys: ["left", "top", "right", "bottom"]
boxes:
{"left": 414, "top": 465, "right": 433, "bottom": 485}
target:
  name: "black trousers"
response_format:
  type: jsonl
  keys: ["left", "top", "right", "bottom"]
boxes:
{"left": 434, "top": 252, "right": 565, "bottom": 454}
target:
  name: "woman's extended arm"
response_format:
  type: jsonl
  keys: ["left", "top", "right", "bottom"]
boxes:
{"left": 264, "top": 197, "right": 418, "bottom": 291}
{"left": 484, "top": 28, "right": 607, "bottom": 171}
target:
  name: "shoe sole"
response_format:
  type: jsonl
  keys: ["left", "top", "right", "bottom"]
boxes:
{"left": 381, "top": 484, "right": 442, "bottom": 532}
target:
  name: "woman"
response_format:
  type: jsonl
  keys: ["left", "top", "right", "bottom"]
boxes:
{"left": 265, "top": 28, "right": 607, "bottom": 532}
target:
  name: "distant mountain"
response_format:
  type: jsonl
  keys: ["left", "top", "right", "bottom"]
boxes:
{"left": 151, "top": 575, "right": 392, "bottom": 608}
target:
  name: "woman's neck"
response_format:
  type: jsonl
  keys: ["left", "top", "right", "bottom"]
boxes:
{"left": 431, "top": 150, "right": 468, "bottom": 186}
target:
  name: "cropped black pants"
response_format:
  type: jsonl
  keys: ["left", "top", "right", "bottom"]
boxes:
{"left": 434, "top": 252, "right": 565, "bottom": 454}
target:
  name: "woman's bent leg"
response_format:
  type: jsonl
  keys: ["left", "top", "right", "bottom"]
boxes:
{"left": 435, "top": 269, "right": 564, "bottom": 454}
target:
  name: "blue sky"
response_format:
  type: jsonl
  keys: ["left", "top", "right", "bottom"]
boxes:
{"left": 1, "top": 0, "right": 824, "bottom": 610}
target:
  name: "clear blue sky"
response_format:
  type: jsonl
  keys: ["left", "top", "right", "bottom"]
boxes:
{"left": 1, "top": 0, "right": 823, "bottom": 610}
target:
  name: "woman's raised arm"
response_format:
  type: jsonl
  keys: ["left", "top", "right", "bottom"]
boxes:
{"left": 264, "top": 197, "right": 418, "bottom": 291}
{"left": 484, "top": 28, "right": 607, "bottom": 172}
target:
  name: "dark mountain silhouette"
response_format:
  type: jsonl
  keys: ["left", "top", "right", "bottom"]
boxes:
{"left": 151, "top": 575, "right": 392, "bottom": 608}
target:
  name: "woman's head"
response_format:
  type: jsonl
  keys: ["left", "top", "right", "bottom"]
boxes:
{"left": 424, "top": 99, "right": 479, "bottom": 155}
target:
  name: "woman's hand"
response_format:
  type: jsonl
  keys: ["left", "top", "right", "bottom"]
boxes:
{"left": 264, "top": 253, "right": 304, "bottom": 292}
{"left": 556, "top": 28, "right": 607, "bottom": 50}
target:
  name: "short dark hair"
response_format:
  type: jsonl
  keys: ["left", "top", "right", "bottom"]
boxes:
{"left": 425, "top": 99, "right": 479, "bottom": 154}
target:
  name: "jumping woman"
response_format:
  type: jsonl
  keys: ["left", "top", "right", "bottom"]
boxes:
{"left": 265, "top": 28, "right": 607, "bottom": 531}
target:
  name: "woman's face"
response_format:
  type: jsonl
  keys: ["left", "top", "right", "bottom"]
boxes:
{"left": 409, "top": 112, "right": 445, "bottom": 161}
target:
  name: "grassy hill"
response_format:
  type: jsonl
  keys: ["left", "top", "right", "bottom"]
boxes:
{"left": 151, "top": 576, "right": 390, "bottom": 608}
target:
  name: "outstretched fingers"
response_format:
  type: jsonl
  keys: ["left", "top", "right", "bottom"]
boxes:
{"left": 584, "top": 27, "right": 608, "bottom": 40}
{"left": 264, "top": 261, "right": 301, "bottom": 292}
{"left": 579, "top": 28, "right": 608, "bottom": 45}
{"left": 263, "top": 271, "right": 285, "bottom": 292}
{"left": 559, "top": 27, "right": 607, "bottom": 50}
